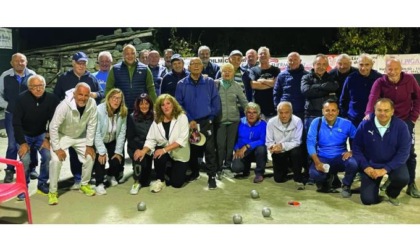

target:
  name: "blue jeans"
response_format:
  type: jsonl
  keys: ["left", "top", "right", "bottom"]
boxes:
{"left": 19, "top": 133, "right": 51, "bottom": 187}
{"left": 4, "top": 111, "right": 19, "bottom": 171}
{"left": 309, "top": 155, "right": 359, "bottom": 186}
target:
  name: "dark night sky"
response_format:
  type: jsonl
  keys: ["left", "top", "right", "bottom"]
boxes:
{"left": 16, "top": 27, "right": 337, "bottom": 56}
{"left": 18, "top": 28, "right": 117, "bottom": 50}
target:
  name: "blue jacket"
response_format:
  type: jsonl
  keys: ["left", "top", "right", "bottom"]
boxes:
{"left": 0, "top": 68, "right": 35, "bottom": 113}
{"left": 352, "top": 114, "right": 410, "bottom": 173}
{"left": 54, "top": 69, "right": 103, "bottom": 104}
{"left": 307, "top": 116, "right": 356, "bottom": 159}
{"left": 202, "top": 62, "right": 220, "bottom": 79}
{"left": 160, "top": 69, "right": 189, "bottom": 97}
{"left": 234, "top": 117, "right": 267, "bottom": 151}
{"left": 339, "top": 70, "right": 382, "bottom": 125}
{"left": 175, "top": 75, "right": 221, "bottom": 122}
{"left": 92, "top": 70, "right": 109, "bottom": 91}
{"left": 149, "top": 64, "right": 167, "bottom": 96}
{"left": 273, "top": 64, "right": 308, "bottom": 114}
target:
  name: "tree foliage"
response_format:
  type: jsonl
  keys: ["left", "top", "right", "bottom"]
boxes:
{"left": 328, "top": 28, "right": 414, "bottom": 55}
{"left": 168, "top": 28, "right": 201, "bottom": 57}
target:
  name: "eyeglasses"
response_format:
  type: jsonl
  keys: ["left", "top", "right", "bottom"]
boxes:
{"left": 110, "top": 96, "right": 122, "bottom": 101}
{"left": 189, "top": 62, "right": 202, "bottom": 67}
{"left": 98, "top": 61, "right": 111, "bottom": 65}
{"left": 75, "top": 61, "right": 87, "bottom": 66}
{"left": 28, "top": 85, "right": 44, "bottom": 90}
{"left": 246, "top": 111, "right": 258, "bottom": 115}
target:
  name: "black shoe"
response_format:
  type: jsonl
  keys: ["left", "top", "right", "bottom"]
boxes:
{"left": 30, "top": 170, "right": 39, "bottom": 180}
{"left": 208, "top": 176, "right": 217, "bottom": 190}
{"left": 4, "top": 169, "right": 14, "bottom": 183}
{"left": 406, "top": 183, "right": 420, "bottom": 198}
{"left": 316, "top": 183, "right": 328, "bottom": 193}
{"left": 188, "top": 173, "right": 200, "bottom": 182}
{"left": 234, "top": 172, "right": 250, "bottom": 179}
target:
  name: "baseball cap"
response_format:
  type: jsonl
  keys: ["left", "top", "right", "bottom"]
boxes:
{"left": 229, "top": 50, "right": 243, "bottom": 57}
{"left": 72, "top": 51, "right": 89, "bottom": 62}
{"left": 170, "top": 54, "right": 183, "bottom": 63}
{"left": 189, "top": 128, "right": 206, "bottom": 146}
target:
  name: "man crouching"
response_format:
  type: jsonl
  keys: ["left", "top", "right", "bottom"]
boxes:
{"left": 48, "top": 82, "right": 98, "bottom": 205}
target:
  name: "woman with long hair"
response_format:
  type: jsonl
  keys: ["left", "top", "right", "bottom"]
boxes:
{"left": 126, "top": 93, "right": 154, "bottom": 195}
{"left": 93, "top": 88, "right": 128, "bottom": 195}
{"left": 135, "top": 94, "right": 190, "bottom": 193}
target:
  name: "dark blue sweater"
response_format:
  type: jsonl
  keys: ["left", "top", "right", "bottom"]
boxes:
{"left": 54, "top": 69, "right": 103, "bottom": 104}
{"left": 160, "top": 69, "right": 188, "bottom": 97}
{"left": 339, "top": 70, "right": 382, "bottom": 125}
{"left": 202, "top": 62, "right": 220, "bottom": 79}
{"left": 352, "top": 114, "right": 410, "bottom": 172}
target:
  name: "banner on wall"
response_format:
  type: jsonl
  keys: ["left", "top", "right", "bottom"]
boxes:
{"left": 183, "top": 54, "right": 420, "bottom": 74}
{"left": 0, "top": 28, "right": 12, "bottom": 49}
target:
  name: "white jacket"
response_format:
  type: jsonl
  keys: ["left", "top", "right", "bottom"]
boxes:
{"left": 266, "top": 114, "right": 302, "bottom": 152}
{"left": 49, "top": 93, "right": 98, "bottom": 151}
{"left": 94, "top": 103, "right": 127, "bottom": 156}
{"left": 144, "top": 113, "right": 190, "bottom": 162}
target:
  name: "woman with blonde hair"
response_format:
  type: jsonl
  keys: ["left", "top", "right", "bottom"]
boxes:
{"left": 93, "top": 88, "right": 128, "bottom": 195}
{"left": 215, "top": 63, "right": 248, "bottom": 178}
{"left": 135, "top": 94, "right": 190, "bottom": 192}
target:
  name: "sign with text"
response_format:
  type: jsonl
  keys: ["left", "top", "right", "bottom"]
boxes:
{"left": 0, "top": 28, "right": 12, "bottom": 49}
{"left": 184, "top": 54, "right": 420, "bottom": 74}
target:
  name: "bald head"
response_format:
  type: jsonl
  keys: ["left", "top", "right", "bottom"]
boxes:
{"left": 385, "top": 58, "right": 402, "bottom": 84}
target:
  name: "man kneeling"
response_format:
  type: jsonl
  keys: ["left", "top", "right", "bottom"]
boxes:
{"left": 353, "top": 98, "right": 410, "bottom": 206}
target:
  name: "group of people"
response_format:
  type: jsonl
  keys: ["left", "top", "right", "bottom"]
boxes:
{"left": 1, "top": 44, "right": 419, "bottom": 207}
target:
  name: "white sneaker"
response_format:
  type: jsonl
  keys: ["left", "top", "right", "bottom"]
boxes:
{"left": 150, "top": 179, "right": 165, "bottom": 193}
{"left": 70, "top": 182, "right": 81, "bottom": 190}
{"left": 130, "top": 183, "right": 141, "bottom": 195}
{"left": 108, "top": 176, "right": 118, "bottom": 187}
{"left": 95, "top": 184, "right": 107, "bottom": 195}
